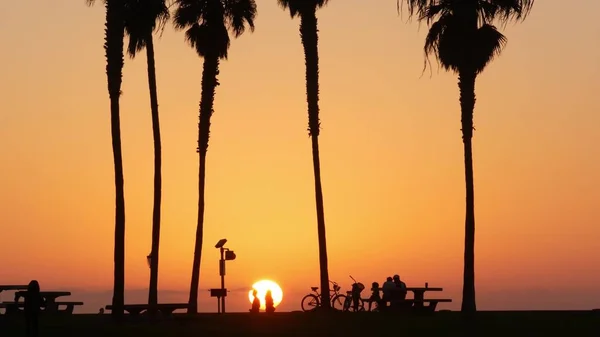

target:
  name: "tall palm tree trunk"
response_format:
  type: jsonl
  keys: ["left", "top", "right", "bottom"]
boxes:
{"left": 300, "top": 9, "right": 331, "bottom": 310}
{"left": 188, "top": 55, "right": 220, "bottom": 314}
{"left": 105, "top": 0, "right": 126, "bottom": 320}
{"left": 145, "top": 35, "right": 162, "bottom": 315}
{"left": 458, "top": 70, "right": 477, "bottom": 313}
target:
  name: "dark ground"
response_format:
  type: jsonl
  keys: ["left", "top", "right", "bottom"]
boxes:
{"left": 1, "top": 311, "right": 598, "bottom": 337}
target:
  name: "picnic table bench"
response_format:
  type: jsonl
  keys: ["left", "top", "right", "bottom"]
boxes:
{"left": 1, "top": 300, "right": 84, "bottom": 315}
{"left": 55, "top": 301, "right": 85, "bottom": 314}
{"left": 0, "top": 302, "right": 23, "bottom": 315}
{"left": 105, "top": 303, "right": 191, "bottom": 316}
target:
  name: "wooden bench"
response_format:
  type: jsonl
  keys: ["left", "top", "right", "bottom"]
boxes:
{"left": 417, "top": 299, "right": 452, "bottom": 312}
{"left": 0, "top": 302, "right": 25, "bottom": 315}
{"left": 56, "top": 302, "right": 84, "bottom": 314}
{"left": 1, "top": 301, "right": 83, "bottom": 315}
{"left": 105, "top": 303, "right": 191, "bottom": 316}
{"left": 380, "top": 298, "right": 452, "bottom": 312}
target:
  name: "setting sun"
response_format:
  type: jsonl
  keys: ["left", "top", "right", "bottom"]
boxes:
{"left": 248, "top": 280, "right": 283, "bottom": 309}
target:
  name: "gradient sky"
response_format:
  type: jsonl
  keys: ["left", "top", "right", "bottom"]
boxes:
{"left": 1, "top": 1, "right": 599, "bottom": 313}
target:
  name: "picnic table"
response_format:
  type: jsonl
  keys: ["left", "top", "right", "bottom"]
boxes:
{"left": 406, "top": 287, "right": 443, "bottom": 305}
{"left": 6, "top": 291, "right": 83, "bottom": 314}
{"left": 379, "top": 286, "right": 451, "bottom": 312}
{"left": 105, "top": 303, "right": 191, "bottom": 316}
{"left": 16, "top": 291, "right": 71, "bottom": 309}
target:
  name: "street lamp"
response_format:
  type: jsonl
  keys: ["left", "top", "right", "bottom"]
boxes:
{"left": 214, "top": 238, "right": 236, "bottom": 313}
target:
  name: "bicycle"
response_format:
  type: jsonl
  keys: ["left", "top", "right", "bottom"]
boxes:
{"left": 300, "top": 281, "right": 347, "bottom": 311}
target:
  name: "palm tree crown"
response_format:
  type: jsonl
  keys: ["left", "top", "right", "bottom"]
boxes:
{"left": 402, "top": 0, "right": 534, "bottom": 73}
{"left": 123, "top": 0, "right": 170, "bottom": 57}
{"left": 173, "top": 0, "right": 256, "bottom": 59}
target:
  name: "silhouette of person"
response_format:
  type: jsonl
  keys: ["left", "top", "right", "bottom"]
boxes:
{"left": 393, "top": 274, "right": 407, "bottom": 297}
{"left": 368, "top": 282, "right": 382, "bottom": 311}
{"left": 99, "top": 308, "right": 105, "bottom": 314}
{"left": 351, "top": 282, "right": 365, "bottom": 311}
{"left": 249, "top": 289, "right": 260, "bottom": 313}
{"left": 382, "top": 276, "right": 395, "bottom": 303}
{"left": 388, "top": 274, "right": 407, "bottom": 311}
{"left": 264, "top": 290, "right": 275, "bottom": 313}
{"left": 24, "top": 280, "right": 45, "bottom": 337}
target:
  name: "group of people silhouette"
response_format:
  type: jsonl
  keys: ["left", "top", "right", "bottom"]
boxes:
{"left": 365, "top": 275, "right": 408, "bottom": 311}
{"left": 249, "top": 289, "right": 275, "bottom": 313}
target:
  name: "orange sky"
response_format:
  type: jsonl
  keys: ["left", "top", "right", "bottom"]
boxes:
{"left": 0, "top": 1, "right": 599, "bottom": 313}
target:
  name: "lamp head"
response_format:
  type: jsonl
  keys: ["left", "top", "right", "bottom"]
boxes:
{"left": 215, "top": 239, "right": 227, "bottom": 249}
{"left": 225, "top": 250, "right": 236, "bottom": 261}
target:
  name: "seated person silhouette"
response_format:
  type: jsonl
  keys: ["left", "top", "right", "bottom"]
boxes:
{"left": 381, "top": 276, "right": 395, "bottom": 304}
{"left": 390, "top": 274, "right": 408, "bottom": 311}
{"left": 393, "top": 274, "right": 407, "bottom": 298}
{"left": 249, "top": 289, "right": 261, "bottom": 313}
{"left": 24, "top": 280, "right": 45, "bottom": 337}
{"left": 264, "top": 290, "right": 275, "bottom": 313}
{"left": 367, "top": 282, "right": 382, "bottom": 311}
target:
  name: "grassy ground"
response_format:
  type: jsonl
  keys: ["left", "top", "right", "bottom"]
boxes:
{"left": 1, "top": 311, "right": 598, "bottom": 337}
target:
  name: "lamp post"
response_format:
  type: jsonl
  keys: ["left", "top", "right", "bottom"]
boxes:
{"left": 215, "top": 239, "right": 236, "bottom": 313}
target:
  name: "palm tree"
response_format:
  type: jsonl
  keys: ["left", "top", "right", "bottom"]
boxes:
{"left": 400, "top": 0, "right": 534, "bottom": 313}
{"left": 122, "top": 0, "right": 169, "bottom": 316}
{"left": 172, "top": 0, "right": 257, "bottom": 314}
{"left": 277, "top": 0, "right": 332, "bottom": 310}
{"left": 85, "top": 0, "right": 127, "bottom": 318}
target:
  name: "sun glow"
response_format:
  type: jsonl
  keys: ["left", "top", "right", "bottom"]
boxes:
{"left": 248, "top": 279, "right": 283, "bottom": 309}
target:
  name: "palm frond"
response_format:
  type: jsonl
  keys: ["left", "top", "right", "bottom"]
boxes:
{"left": 185, "top": 23, "right": 209, "bottom": 56}
{"left": 185, "top": 21, "right": 230, "bottom": 58}
{"left": 472, "top": 23, "right": 506, "bottom": 73}
{"left": 401, "top": 0, "right": 535, "bottom": 25}
{"left": 173, "top": 0, "right": 207, "bottom": 30}
{"left": 481, "top": 0, "right": 534, "bottom": 24}
{"left": 224, "top": 0, "right": 257, "bottom": 37}
{"left": 278, "top": 0, "right": 329, "bottom": 18}
{"left": 424, "top": 13, "right": 462, "bottom": 72}
{"left": 123, "top": 0, "right": 170, "bottom": 57}
{"left": 399, "top": 0, "right": 434, "bottom": 19}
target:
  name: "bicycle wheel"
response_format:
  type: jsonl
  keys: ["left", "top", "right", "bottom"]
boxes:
{"left": 331, "top": 294, "right": 347, "bottom": 311}
{"left": 301, "top": 294, "right": 320, "bottom": 312}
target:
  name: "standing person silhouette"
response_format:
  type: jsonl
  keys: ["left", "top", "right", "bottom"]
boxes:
{"left": 24, "top": 280, "right": 45, "bottom": 337}
{"left": 264, "top": 290, "right": 275, "bottom": 313}
{"left": 249, "top": 289, "right": 261, "bottom": 313}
